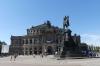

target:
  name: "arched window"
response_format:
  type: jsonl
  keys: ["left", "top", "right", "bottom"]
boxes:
{"left": 26, "top": 39, "right": 28, "bottom": 44}
{"left": 23, "top": 40, "right": 24, "bottom": 44}
{"left": 30, "top": 48, "right": 32, "bottom": 50}
{"left": 34, "top": 47, "right": 37, "bottom": 50}
{"left": 30, "top": 38, "right": 32, "bottom": 44}
{"left": 39, "top": 38, "right": 42, "bottom": 44}
{"left": 60, "top": 38, "right": 62, "bottom": 43}
{"left": 34, "top": 30, "right": 35, "bottom": 32}
{"left": 40, "top": 30, "right": 42, "bottom": 33}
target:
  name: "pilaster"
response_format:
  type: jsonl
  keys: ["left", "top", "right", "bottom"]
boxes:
{"left": 28, "top": 38, "right": 30, "bottom": 44}
{"left": 32, "top": 38, "right": 34, "bottom": 44}
{"left": 28, "top": 47, "right": 30, "bottom": 55}
{"left": 24, "top": 51, "right": 25, "bottom": 55}
{"left": 24, "top": 39, "right": 26, "bottom": 44}
{"left": 32, "top": 46, "right": 34, "bottom": 54}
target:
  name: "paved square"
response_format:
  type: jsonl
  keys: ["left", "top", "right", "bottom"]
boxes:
{"left": 0, "top": 55, "right": 100, "bottom": 66}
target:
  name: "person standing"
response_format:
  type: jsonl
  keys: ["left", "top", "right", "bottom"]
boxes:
{"left": 41, "top": 53, "right": 43, "bottom": 58}
{"left": 40, "top": 53, "right": 42, "bottom": 57}
{"left": 33, "top": 54, "right": 35, "bottom": 58}
{"left": 10, "top": 55, "right": 12, "bottom": 61}
{"left": 44, "top": 53, "right": 47, "bottom": 57}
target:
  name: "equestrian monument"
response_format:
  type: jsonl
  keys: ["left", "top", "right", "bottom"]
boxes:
{"left": 54, "top": 16, "right": 87, "bottom": 59}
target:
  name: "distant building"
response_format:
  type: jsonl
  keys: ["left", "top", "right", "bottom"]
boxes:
{"left": 9, "top": 20, "right": 81, "bottom": 55}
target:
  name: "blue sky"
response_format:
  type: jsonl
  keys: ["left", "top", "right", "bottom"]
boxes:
{"left": 0, "top": 0, "right": 100, "bottom": 46}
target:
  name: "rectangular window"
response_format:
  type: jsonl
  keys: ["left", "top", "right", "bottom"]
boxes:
{"left": 39, "top": 47, "right": 42, "bottom": 50}
{"left": 34, "top": 39, "right": 37, "bottom": 44}
{"left": 34, "top": 48, "right": 37, "bottom": 50}
{"left": 39, "top": 38, "right": 42, "bottom": 44}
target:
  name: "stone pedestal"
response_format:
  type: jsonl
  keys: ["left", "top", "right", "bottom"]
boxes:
{"left": 54, "top": 29, "right": 86, "bottom": 59}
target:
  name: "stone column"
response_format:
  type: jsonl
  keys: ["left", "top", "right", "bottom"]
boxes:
{"left": 24, "top": 39, "right": 26, "bottom": 44}
{"left": 28, "top": 47, "right": 30, "bottom": 55}
{"left": 42, "top": 37, "right": 44, "bottom": 43}
{"left": 37, "top": 38, "right": 39, "bottom": 44}
{"left": 28, "top": 38, "right": 30, "bottom": 44}
{"left": 43, "top": 37, "right": 45, "bottom": 42}
{"left": 23, "top": 47, "right": 26, "bottom": 55}
{"left": 32, "top": 38, "right": 34, "bottom": 44}
{"left": 24, "top": 50, "right": 25, "bottom": 55}
{"left": 37, "top": 47, "right": 40, "bottom": 54}
{"left": 44, "top": 45, "right": 47, "bottom": 53}
{"left": 22, "top": 39, "right": 24, "bottom": 45}
{"left": 32, "top": 46, "right": 34, "bottom": 54}
{"left": 53, "top": 45, "right": 56, "bottom": 52}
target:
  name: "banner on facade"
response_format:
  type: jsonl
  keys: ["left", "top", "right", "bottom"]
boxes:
{"left": 46, "top": 40, "right": 51, "bottom": 43}
{"left": 1, "top": 45, "right": 10, "bottom": 53}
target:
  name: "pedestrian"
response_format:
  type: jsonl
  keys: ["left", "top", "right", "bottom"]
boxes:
{"left": 33, "top": 54, "right": 35, "bottom": 58}
{"left": 40, "top": 53, "right": 42, "bottom": 57}
{"left": 97, "top": 52, "right": 99, "bottom": 57}
{"left": 14, "top": 54, "right": 16, "bottom": 61}
{"left": 44, "top": 53, "right": 47, "bottom": 57}
{"left": 10, "top": 55, "right": 12, "bottom": 61}
{"left": 41, "top": 53, "right": 43, "bottom": 58}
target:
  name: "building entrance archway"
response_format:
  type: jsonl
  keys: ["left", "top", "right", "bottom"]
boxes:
{"left": 47, "top": 46, "right": 52, "bottom": 54}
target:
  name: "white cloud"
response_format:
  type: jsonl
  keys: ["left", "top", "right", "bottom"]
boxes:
{"left": 81, "top": 34, "right": 100, "bottom": 46}
{"left": 81, "top": 34, "right": 100, "bottom": 41}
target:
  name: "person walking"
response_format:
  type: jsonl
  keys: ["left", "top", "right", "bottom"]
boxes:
{"left": 14, "top": 54, "right": 16, "bottom": 61}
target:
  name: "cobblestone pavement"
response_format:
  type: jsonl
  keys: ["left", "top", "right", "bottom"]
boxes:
{"left": 0, "top": 55, "right": 100, "bottom": 66}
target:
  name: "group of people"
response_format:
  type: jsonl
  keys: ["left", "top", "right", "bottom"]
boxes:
{"left": 10, "top": 54, "right": 17, "bottom": 61}
{"left": 33, "top": 53, "right": 47, "bottom": 58}
{"left": 83, "top": 51, "right": 99, "bottom": 57}
{"left": 40, "top": 53, "right": 47, "bottom": 58}
{"left": 88, "top": 51, "right": 99, "bottom": 57}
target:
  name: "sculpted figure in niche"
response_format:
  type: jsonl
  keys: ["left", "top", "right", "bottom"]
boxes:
{"left": 74, "top": 34, "right": 78, "bottom": 44}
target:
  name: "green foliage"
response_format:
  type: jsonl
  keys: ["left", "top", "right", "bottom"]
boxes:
{"left": 81, "top": 42, "right": 87, "bottom": 45}
{"left": 94, "top": 46, "right": 100, "bottom": 52}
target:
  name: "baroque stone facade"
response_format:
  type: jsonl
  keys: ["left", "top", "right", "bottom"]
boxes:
{"left": 9, "top": 21, "right": 81, "bottom": 55}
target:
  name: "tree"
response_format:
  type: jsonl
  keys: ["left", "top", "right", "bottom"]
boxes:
{"left": 81, "top": 42, "right": 87, "bottom": 45}
{"left": 94, "top": 46, "right": 100, "bottom": 52}
{"left": 0, "top": 41, "right": 7, "bottom": 54}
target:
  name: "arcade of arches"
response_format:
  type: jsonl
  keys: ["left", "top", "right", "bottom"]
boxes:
{"left": 23, "top": 45, "right": 58, "bottom": 55}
